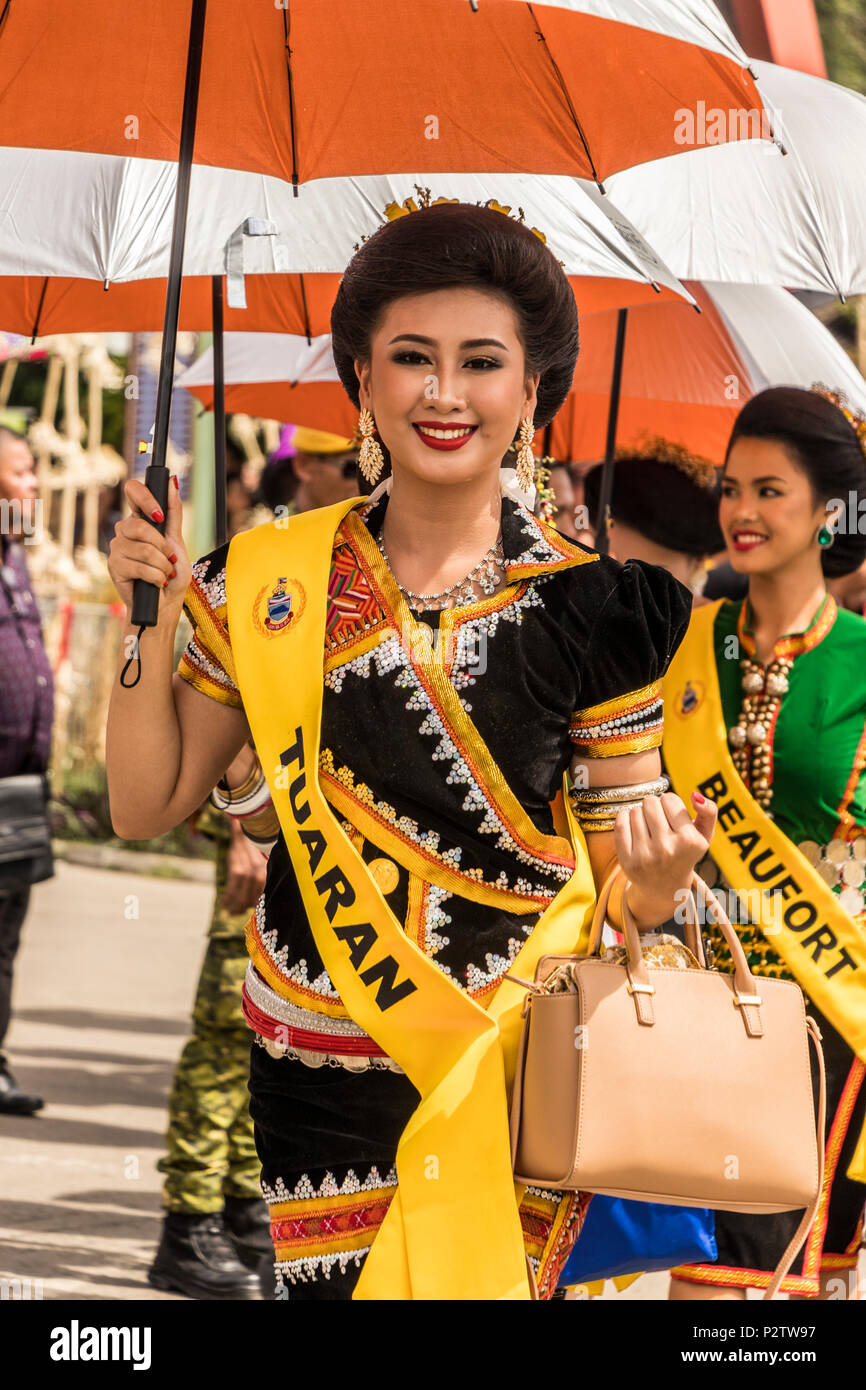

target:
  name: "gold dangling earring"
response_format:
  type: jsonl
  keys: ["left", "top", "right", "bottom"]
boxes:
{"left": 515, "top": 416, "right": 536, "bottom": 493}
{"left": 357, "top": 407, "right": 384, "bottom": 488}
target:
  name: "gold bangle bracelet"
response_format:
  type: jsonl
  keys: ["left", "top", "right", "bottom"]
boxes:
{"left": 569, "top": 776, "right": 669, "bottom": 806}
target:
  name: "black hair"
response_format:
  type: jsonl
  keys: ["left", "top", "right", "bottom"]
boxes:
{"left": 330, "top": 202, "right": 579, "bottom": 433}
{"left": 256, "top": 457, "right": 297, "bottom": 513}
{"left": 583, "top": 454, "right": 724, "bottom": 557}
{"left": 725, "top": 387, "right": 866, "bottom": 578}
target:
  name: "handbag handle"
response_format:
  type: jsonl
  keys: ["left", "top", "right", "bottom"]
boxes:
{"left": 586, "top": 866, "right": 706, "bottom": 966}
{"left": 591, "top": 869, "right": 764, "bottom": 1035}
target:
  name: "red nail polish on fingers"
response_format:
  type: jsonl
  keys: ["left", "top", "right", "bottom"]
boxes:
{"left": 172, "top": 475, "right": 179, "bottom": 491}
{"left": 693, "top": 792, "right": 706, "bottom": 805}
{"left": 170, "top": 569, "right": 177, "bottom": 579}
{"left": 152, "top": 508, "right": 165, "bottom": 523}
{"left": 163, "top": 579, "right": 169, "bottom": 588}
{"left": 169, "top": 553, "right": 177, "bottom": 564}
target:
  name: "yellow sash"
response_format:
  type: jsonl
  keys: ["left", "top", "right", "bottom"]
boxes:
{"left": 226, "top": 499, "right": 598, "bottom": 1298}
{"left": 662, "top": 601, "right": 866, "bottom": 1183}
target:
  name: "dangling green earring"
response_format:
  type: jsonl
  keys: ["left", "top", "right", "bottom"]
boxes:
{"left": 817, "top": 524, "right": 835, "bottom": 549}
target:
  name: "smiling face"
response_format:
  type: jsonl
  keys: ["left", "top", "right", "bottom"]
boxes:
{"left": 720, "top": 436, "right": 840, "bottom": 576}
{"left": 354, "top": 287, "right": 538, "bottom": 489}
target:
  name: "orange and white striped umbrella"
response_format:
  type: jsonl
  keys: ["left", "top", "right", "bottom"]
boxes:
{"left": 178, "top": 285, "right": 866, "bottom": 468}
{"left": 0, "top": 171, "right": 691, "bottom": 337}
{"left": 0, "top": 1, "right": 772, "bottom": 191}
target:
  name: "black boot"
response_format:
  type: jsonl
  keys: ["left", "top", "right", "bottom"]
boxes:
{"left": 148, "top": 1211, "right": 262, "bottom": 1300}
{"left": 0, "top": 1067, "right": 43, "bottom": 1116}
{"left": 223, "top": 1195, "right": 275, "bottom": 1297}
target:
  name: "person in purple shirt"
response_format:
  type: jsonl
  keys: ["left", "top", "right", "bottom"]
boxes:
{"left": 0, "top": 425, "right": 54, "bottom": 1115}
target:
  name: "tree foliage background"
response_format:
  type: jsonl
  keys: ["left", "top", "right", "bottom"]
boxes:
{"left": 816, "top": 0, "right": 866, "bottom": 92}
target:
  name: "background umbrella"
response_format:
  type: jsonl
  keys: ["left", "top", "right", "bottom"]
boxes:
{"left": 576, "top": 58, "right": 866, "bottom": 548}
{"left": 0, "top": 172, "right": 695, "bottom": 336}
{"left": 606, "top": 59, "right": 866, "bottom": 298}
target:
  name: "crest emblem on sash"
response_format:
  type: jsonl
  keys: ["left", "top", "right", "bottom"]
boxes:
{"left": 253, "top": 576, "right": 307, "bottom": 638}
{"left": 673, "top": 679, "right": 705, "bottom": 718}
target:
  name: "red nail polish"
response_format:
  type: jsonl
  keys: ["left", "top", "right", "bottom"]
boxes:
{"left": 693, "top": 792, "right": 706, "bottom": 805}
{"left": 170, "top": 569, "right": 177, "bottom": 579}
{"left": 172, "top": 475, "right": 179, "bottom": 491}
{"left": 151, "top": 508, "right": 164, "bottom": 523}
{"left": 169, "top": 553, "right": 177, "bottom": 564}
{"left": 163, "top": 579, "right": 169, "bottom": 588}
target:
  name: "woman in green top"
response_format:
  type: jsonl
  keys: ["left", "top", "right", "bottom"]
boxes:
{"left": 665, "top": 386, "right": 866, "bottom": 1301}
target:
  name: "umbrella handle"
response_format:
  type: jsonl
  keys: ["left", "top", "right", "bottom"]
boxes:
{"left": 131, "top": 464, "right": 171, "bottom": 628}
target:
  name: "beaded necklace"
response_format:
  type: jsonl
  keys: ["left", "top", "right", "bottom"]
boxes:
{"left": 727, "top": 652, "right": 792, "bottom": 812}
{"left": 376, "top": 528, "right": 504, "bottom": 612}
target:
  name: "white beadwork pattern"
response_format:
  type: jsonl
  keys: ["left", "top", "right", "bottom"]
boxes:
{"left": 254, "top": 897, "right": 341, "bottom": 999}
{"left": 181, "top": 633, "right": 241, "bottom": 697}
{"left": 463, "top": 934, "right": 534, "bottom": 994}
{"left": 505, "top": 509, "right": 569, "bottom": 572}
{"left": 572, "top": 696, "right": 663, "bottom": 743}
{"left": 261, "top": 1164, "right": 398, "bottom": 1204}
{"left": 322, "top": 629, "right": 570, "bottom": 893}
{"left": 424, "top": 884, "right": 452, "bottom": 958}
{"left": 275, "top": 1249, "right": 371, "bottom": 1287}
{"left": 190, "top": 555, "right": 228, "bottom": 614}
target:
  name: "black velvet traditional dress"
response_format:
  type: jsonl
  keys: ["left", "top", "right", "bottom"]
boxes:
{"left": 178, "top": 494, "right": 691, "bottom": 1300}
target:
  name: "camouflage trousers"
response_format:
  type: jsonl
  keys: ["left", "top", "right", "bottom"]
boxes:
{"left": 158, "top": 894, "right": 259, "bottom": 1214}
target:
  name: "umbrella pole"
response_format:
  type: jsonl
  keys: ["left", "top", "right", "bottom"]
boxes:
{"left": 130, "top": 0, "right": 207, "bottom": 631}
{"left": 593, "top": 308, "right": 628, "bottom": 557}
{"left": 212, "top": 275, "right": 227, "bottom": 547}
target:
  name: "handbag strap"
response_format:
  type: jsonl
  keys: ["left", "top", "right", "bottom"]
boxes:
{"left": 586, "top": 866, "right": 706, "bottom": 965}
{"left": 763, "top": 1014, "right": 827, "bottom": 1300}
{"left": 597, "top": 870, "right": 766, "bottom": 1037}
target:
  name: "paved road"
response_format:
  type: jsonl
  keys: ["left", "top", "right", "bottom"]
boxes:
{"left": 8, "top": 859, "right": 844, "bottom": 1303}
{"left": 0, "top": 861, "right": 209, "bottom": 1301}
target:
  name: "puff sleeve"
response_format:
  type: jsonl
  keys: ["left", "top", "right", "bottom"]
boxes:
{"left": 176, "top": 542, "right": 244, "bottom": 709}
{"left": 568, "top": 559, "right": 691, "bottom": 759}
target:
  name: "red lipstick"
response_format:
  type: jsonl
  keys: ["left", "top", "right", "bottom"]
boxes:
{"left": 412, "top": 422, "right": 478, "bottom": 452}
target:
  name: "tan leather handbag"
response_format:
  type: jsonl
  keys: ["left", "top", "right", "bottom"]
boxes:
{"left": 508, "top": 869, "right": 826, "bottom": 1300}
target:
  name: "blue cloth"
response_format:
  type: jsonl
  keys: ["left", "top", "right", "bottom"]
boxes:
{"left": 560, "top": 1196, "right": 717, "bottom": 1285}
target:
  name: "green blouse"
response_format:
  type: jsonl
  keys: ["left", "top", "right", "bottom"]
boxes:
{"left": 705, "top": 594, "right": 866, "bottom": 981}
{"left": 713, "top": 594, "right": 866, "bottom": 845}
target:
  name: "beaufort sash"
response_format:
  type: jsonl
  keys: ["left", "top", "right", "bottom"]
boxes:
{"left": 663, "top": 602, "right": 866, "bottom": 1184}
{"left": 226, "top": 500, "right": 598, "bottom": 1298}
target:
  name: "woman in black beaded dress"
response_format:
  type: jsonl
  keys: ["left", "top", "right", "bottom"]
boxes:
{"left": 106, "top": 202, "right": 715, "bottom": 1300}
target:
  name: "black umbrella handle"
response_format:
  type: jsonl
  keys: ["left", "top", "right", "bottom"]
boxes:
{"left": 130, "top": 465, "right": 171, "bottom": 628}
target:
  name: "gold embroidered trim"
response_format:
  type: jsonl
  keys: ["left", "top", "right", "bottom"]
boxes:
{"left": 320, "top": 757, "right": 550, "bottom": 914}
{"left": 738, "top": 593, "right": 838, "bottom": 661}
{"left": 571, "top": 679, "right": 662, "bottom": 724}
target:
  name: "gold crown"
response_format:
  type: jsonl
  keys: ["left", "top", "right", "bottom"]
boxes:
{"left": 353, "top": 184, "right": 551, "bottom": 253}
{"left": 811, "top": 383, "right": 866, "bottom": 459}
{"left": 620, "top": 436, "right": 719, "bottom": 490}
